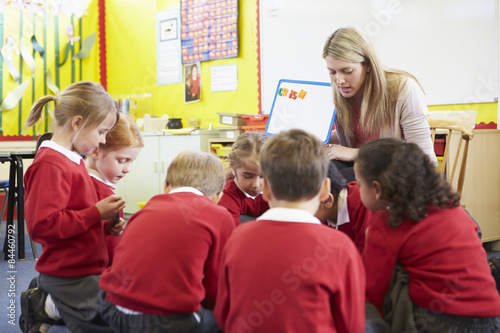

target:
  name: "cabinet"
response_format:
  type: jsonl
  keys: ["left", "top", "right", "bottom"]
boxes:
{"left": 115, "top": 131, "right": 219, "bottom": 214}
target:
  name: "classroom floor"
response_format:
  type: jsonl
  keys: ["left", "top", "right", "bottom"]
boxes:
{"left": 0, "top": 218, "right": 498, "bottom": 333}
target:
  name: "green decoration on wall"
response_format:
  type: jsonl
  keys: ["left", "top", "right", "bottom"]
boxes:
{"left": 73, "top": 33, "right": 95, "bottom": 60}
{"left": 0, "top": 80, "right": 29, "bottom": 112}
{"left": 46, "top": 70, "right": 60, "bottom": 95}
{"left": 31, "top": 35, "right": 44, "bottom": 56}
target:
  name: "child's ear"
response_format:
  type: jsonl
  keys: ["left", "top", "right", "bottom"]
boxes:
{"left": 163, "top": 181, "right": 170, "bottom": 194}
{"left": 372, "top": 180, "right": 383, "bottom": 200}
{"left": 261, "top": 178, "right": 272, "bottom": 202}
{"left": 321, "top": 193, "right": 335, "bottom": 209}
{"left": 319, "top": 177, "right": 331, "bottom": 203}
{"left": 210, "top": 192, "right": 223, "bottom": 204}
{"left": 71, "top": 115, "right": 84, "bottom": 131}
{"left": 90, "top": 148, "right": 101, "bottom": 160}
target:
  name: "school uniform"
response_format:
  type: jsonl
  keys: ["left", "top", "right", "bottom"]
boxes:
{"left": 363, "top": 205, "right": 500, "bottom": 318}
{"left": 217, "top": 179, "right": 269, "bottom": 225}
{"left": 335, "top": 182, "right": 372, "bottom": 254}
{"left": 88, "top": 169, "right": 121, "bottom": 266}
{"left": 25, "top": 141, "right": 107, "bottom": 277}
{"left": 99, "top": 187, "right": 235, "bottom": 333}
{"left": 214, "top": 208, "right": 366, "bottom": 333}
{"left": 24, "top": 140, "right": 112, "bottom": 333}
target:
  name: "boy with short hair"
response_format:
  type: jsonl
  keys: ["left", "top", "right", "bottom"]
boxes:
{"left": 99, "top": 150, "right": 235, "bottom": 333}
{"left": 315, "top": 162, "right": 373, "bottom": 254}
{"left": 214, "top": 129, "right": 366, "bottom": 333}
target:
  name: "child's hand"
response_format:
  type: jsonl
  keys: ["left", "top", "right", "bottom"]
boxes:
{"left": 96, "top": 195, "right": 126, "bottom": 220}
{"left": 104, "top": 218, "right": 125, "bottom": 236}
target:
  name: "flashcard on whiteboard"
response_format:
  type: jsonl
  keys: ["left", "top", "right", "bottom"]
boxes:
{"left": 265, "top": 80, "right": 335, "bottom": 144}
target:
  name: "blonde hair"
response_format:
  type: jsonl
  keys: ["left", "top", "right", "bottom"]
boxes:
{"left": 322, "top": 26, "right": 422, "bottom": 135}
{"left": 166, "top": 150, "right": 226, "bottom": 197}
{"left": 226, "top": 132, "right": 268, "bottom": 177}
{"left": 100, "top": 114, "right": 144, "bottom": 152}
{"left": 25, "top": 81, "right": 118, "bottom": 132}
{"left": 260, "top": 129, "right": 329, "bottom": 201}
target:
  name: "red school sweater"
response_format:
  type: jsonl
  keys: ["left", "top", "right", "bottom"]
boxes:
{"left": 363, "top": 206, "right": 500, "bottom": 317}
{"left": 215, "top": 218, "right": 366, "bottom": 333}
{"left": 24, "top": 147, "right": 106, "bottom": 277}
{"left": 99, "top": 191, "right": 235, "bottom": 315}
{"left": 217, "top": 179, "right": 269, "bottom": 225}
{"left": 88, "top": 173, "right": 122, "bottom": 266}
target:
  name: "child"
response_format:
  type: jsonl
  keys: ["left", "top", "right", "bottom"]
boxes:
{"left": 98, "top": 150, "right": 235, "bottom": 333}
{"left": 358, "top": 138, "right": 500, "bottom": 331}
{"left": 214, "top": 129, "right": 366, "bottom": 333}
{"left": 315, "top": 162, "right": 372, "bottom": 253}
{"left": 218, "top": 132, "right": 269, "bottom": 225}
{"left": 86, "top": 113, "right": 144, "bottom": 266}
{"left": 20, "top": 81, "right": 124, "bottom": 333}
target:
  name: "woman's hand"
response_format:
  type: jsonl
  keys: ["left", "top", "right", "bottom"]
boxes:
{"left": 326, "top": 144, "right": 359, "bottom": 162}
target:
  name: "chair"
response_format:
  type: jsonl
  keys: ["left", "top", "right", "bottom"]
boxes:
{"left": 429, "top": 119, "right": 474, "bottom": 196}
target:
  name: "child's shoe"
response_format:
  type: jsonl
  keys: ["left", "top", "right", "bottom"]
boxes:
{"left": 20, "top": 288, "right": 61, "bottom": 333}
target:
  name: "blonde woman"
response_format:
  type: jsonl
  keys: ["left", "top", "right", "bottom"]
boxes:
{"left": 323, "top": 26, "right": 436, "bottom": 181}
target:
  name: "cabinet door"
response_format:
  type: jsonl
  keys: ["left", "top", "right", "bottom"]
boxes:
{"left": 115, "top": 136, "right": 162, "bottom": 214}
{"left": 158, "top": 135, "right": 200, "bottom": 182}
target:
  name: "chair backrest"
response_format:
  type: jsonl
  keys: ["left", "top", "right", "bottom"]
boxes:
{"left": 429, "top": 119, "right": 474, "bottom": 196}
{"left": 36, "top": 132, "right": 53, "bottom": 153}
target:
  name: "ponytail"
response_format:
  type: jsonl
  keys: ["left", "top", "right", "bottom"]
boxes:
{"left": 25, "top": 95, "right": 54, "bottom": 127}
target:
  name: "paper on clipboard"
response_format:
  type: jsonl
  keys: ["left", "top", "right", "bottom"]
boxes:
{"left": 265, "top": 79, "right": 336, "bottom": 144}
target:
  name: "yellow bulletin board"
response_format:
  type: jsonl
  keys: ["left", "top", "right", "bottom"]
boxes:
{"left": 106, "top": 0, "right": 261, "bottom": 128}
{"left": 0, "top": 1, "right": 100, "bottom": 136}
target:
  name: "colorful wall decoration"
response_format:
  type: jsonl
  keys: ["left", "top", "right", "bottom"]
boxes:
{"left": 0, "top": 0, "right": 100, "bottom": 137}
{"left": 181, "top": 0, "right": 238, "bottom": 64}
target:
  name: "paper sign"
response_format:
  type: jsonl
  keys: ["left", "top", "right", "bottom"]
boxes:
{"left": 211, "top": 64, "right": 237, "bottom": 92}
{"left": 266, "top": 79, "right": 336, "bottom": 144}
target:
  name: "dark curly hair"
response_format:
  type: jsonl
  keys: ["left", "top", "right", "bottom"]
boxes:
{"left": 356, "top": 138, "right": 460, "bottom": 228}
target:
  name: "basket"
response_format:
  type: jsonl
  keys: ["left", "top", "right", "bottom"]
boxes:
{"left": 219, "top": 126, "right": 244, "bottom": 139}
{"left": 211, "top": 143, "right": 232, "bottom": 157}
{"left": 242, "top": 125, "right": 266, "bottom": 134}
{"left": 434, "top": 138, "right": 446, "bottom": 156}
{"left": 242, "top": 114, "right": 269, "bottom": 127}
{"left": 217, "top": 112, "right": 247, "bottom": 126}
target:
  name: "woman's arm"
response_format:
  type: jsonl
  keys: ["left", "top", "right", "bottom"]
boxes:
{"left": 327, "top": 144, "right": 359, "bottom": 161}
{"left": 396, "top": 78, "right": 438, "bottom": 165}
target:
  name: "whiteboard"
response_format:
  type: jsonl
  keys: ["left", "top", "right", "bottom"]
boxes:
{"left": 265, "top": 80, "right": 336, "bottom": 144}
{"left": 260, "top": 0, "right": 498, "bottom": 114}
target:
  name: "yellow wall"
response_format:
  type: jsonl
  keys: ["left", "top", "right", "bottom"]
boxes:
{"left": 106, "top": 0, "right": 261, "bottom": 128}
{"left": 1, "top": 1, "right": 100, "bottom": 136}
{"left": 1, "top": 1, "right": 497, "bottom": 136}
{"left": 428, "top": 102, "right": 497, "bottom": 126}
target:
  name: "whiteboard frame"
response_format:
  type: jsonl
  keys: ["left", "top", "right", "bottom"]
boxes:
{"left": 265, "top": 79, "right": 336, "bottom": 144}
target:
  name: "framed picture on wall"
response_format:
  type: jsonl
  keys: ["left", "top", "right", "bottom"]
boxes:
{"left": 160, "top": 18, "right": 178, "bottom": 42}
{"left": 184, "top": 62, "right": 201, "bottom": 103}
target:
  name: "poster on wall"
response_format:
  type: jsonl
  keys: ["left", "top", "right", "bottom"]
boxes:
{"left": 156, "top": 9, "right": 183, "bottom": 85}
{"left": 184, "top": 62, "right": 202, "bottom": 103}
{"left": 181, "top": 0, "right": 238, "bottom": 64}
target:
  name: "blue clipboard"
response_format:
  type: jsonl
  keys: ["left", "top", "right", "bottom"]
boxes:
{"left": 265, "top": 79, "right": 336, "bottom": 144}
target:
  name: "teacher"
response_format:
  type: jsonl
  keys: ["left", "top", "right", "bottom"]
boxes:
{"left": 323, "top": 26, "right": 437, "bottom": 182}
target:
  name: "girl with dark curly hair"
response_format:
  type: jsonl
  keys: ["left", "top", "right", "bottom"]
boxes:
{"left": 356, "top": 138, "right": 500, "bottom": 332}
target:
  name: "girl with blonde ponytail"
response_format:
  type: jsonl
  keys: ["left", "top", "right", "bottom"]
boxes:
{"left": 21, "top": 81, "right": 122, "bottom": 333}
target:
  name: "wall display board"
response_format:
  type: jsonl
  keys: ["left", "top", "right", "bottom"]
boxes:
{"left": 266, "top": 80, "right": 336, "bottom": 144}
{"left": 260, "top": 0, "right": 498, "bottom": 114}
{"left": 181, "top": 0, "right": 239, "bottom": 63}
